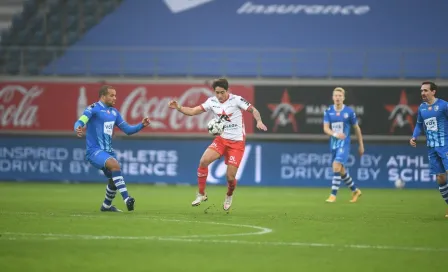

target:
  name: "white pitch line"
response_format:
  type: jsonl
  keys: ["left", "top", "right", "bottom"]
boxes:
{"left": 1, "top": 211, "right": 273, "bottom": 238}
{"left": 2, "top": 232, "right": 448, "bottom": 252}
{"left": 70, "top": 214, "right": 273, "bottom": 237}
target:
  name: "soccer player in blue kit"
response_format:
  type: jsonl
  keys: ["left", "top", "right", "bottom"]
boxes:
{"left": 323, "top": 87, "right": 364, "bottom": 203}
{"left": 410, "top": 81, "right": 448, "bottom": 218}
{"left": 74, "top": 85, "right": 150, "bottom": 212}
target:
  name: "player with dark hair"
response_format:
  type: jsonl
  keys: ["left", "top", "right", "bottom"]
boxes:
{"left": 74, "top": 85, "right": 150, "bottom": 212}
{"left": 410, "top": 81, "right": 448, "bottom": 217}
{"left": 168, "top": 78, "right": 267, "bottom": 211}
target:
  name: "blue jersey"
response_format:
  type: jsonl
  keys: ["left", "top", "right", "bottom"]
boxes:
{"left": 413, "top": 99, "right": 448, "bottom": 148}
{"left": 74, "top": 101, "right": 143, "bottom": 153}
{"left": 323, "top": 105, "right": 358, "bottom": 149}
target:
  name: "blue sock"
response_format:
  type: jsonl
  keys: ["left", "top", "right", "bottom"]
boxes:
{"left": 439, "top": 182, "right": 448, "bottom": 204}
{"left": 112, "top": 171, "right": 129, "bottom": 202}
{"left": 331, "top": 172, "right": 341, "bottom": 196}
{"left": 102, "top": 184, "right": 116, "bottom": 208}
{"left": 342, "top": 173, "right": 357, "bottom": 192}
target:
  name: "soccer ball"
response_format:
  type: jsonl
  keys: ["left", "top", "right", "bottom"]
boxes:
{"left": 394, "top": 179, "right": 405, "bottom": 189}
{"left": 207, "top": 118, "right": 224, "bottom": 136}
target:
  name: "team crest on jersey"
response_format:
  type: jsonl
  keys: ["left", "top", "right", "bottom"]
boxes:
{"left": 111, "top": 110, "right": 117, "bottom": 116}
{"left": 434, "top": 105, "right": 439, "bottom": 111}
{"left": 343, "top": 113, "right": 348, "bottom": 118}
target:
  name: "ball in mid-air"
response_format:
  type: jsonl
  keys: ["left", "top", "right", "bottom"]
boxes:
{"left": 207, "top": 118, "right": 224, "bottom": 136}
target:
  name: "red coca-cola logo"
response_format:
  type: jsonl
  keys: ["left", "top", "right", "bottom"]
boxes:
{"left": 0, "top": 85, "right": 43, "bottom": 128}
{"left": 120, "top": 86, "right": 216, "bottom": 131}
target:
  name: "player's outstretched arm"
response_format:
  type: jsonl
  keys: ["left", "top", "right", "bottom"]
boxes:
{"left": 353, "top": 124, "right": 364, "bottom": 156}
{"left": 247, "top": 106, "right": 267, "bottom": 131}
{"left": 115, "top": 111, "right": 150, "bottom": 135}
{"left": 168, "top": 100, "right": 205, "bottom": 116}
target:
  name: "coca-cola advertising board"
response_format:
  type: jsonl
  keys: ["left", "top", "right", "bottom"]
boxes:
{"left": 0, "top": 82, "right": 254, "bottom": 134}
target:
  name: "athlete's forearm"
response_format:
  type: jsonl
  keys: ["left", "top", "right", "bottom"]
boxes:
{"left": 118, "top": 122, "right": 143, "bottom": 135}
{"left": 177, "top": 106, "right": 195, "bottom": 116}
{"left": 354, "top": 125, "right": 364, "bottom": 147}
{"left": 177, "top": 105, "right": 204, "bottom": 116}
{"left": 412, "top": 122, "right": 423, "bottom": 139}
{"left": 73, "top": 115, "right": 89, "bottom": 131}
{"left": 323, "top": 126, "right": 335, "bottom": 137}
{"left": 252, "top": 109, "right": 262, "bottom": 123}
{"left": 247, "top": 106, "right": 262, "bottom": 122}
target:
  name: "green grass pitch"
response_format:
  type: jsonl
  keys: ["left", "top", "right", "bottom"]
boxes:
{"left": 0, "top": 182, "right": 446, "bottom": 272}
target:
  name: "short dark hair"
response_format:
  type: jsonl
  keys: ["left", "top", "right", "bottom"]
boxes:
{"left": 99, "top": 85, "right": 114, "bottom": 97}
{"left": 422, "top": 81, "right": 438, "bottom": 92}
{"left": 212, "top": 78, "right": 229, "bottom": 91}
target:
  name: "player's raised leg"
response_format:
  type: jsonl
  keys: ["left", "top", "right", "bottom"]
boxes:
{"left": 341, "top": 166, "right": 362, "bottom": 203}
{"left": 105, "top": 157, "right": 135, "bottom": 211}
{"left": 192, "top": 146, "right": 221, "bottom": 206}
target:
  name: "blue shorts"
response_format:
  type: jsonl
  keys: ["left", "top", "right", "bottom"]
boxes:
{"left": 427, "top": 146, "right": 448, "bottom": 175}
{"left": 86, "top": 150, "right": 117, "bottom": 179}
{"left": 331, "top": 147, "right": 350, "bottom": 165}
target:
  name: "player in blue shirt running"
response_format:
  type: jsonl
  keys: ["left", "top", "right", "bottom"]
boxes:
{"left": 323, "top": 87, "right": 364, "bottom": 203}
{"left": 74, "top": 85, "right": 150, "bottom": 212}
{"left": 410, "top": 81, "right": 448, "bottom": 218}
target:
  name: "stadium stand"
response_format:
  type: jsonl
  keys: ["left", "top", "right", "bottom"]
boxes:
{"left": 0, "top": 0, "right": 122, "bottom": 75}
{"left": 1, "top": 0, "right": 447, "bottom": 78}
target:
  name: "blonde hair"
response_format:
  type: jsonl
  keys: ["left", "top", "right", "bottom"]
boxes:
{"left": 333, "top": 87, "right": 345, "bottom": 95}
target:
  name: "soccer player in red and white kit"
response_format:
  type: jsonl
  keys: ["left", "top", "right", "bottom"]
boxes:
{"left": 168, "top": 78, "right": 267, "bottom": 210}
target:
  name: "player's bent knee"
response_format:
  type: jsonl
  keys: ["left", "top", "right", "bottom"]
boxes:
{"left": 332, "top": 162, "right": 343, "bottom": 172}
{"left": 105, "top": 158, "right": 121, "bottom": 172}
{"left": 436, "top": 174, "right": 447, "bottom": 185}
